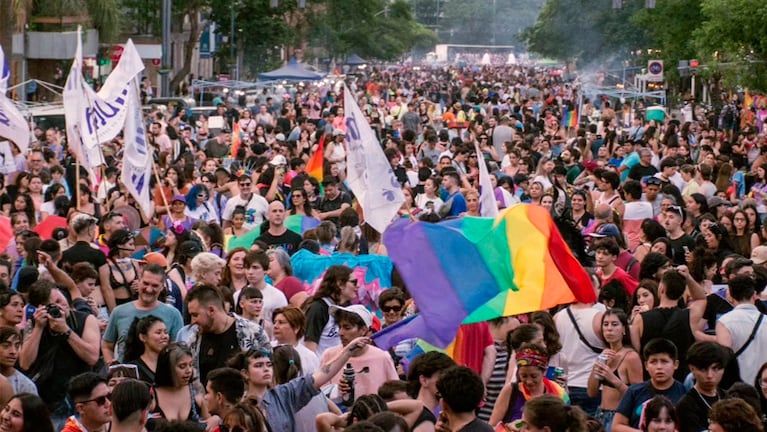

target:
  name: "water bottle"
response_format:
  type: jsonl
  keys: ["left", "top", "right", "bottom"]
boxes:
{"left": 341, "top": 363, "right": 355, "bottom": 406}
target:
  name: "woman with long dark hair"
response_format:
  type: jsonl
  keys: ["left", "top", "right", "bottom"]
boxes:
{"left": 123, "top": 315, "right": 169, "bottom": 383}
{"left": 587, "top": 309, "right": 643, "bottom": 431}
{"left": 0, "top": 393, "right": 54, "bottom": 432}
{"left": 303, "top": 265, "right": 356, "bottom": 355}
{"left": 220, "top": 247, "right": 248, "bottom": 294}
{"left": 150, "top": 343, "right": 206, "bottom": 423}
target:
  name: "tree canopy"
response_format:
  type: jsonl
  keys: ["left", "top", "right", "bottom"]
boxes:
{"left": 523, "top": 0, "right": 767, "bottom": 89}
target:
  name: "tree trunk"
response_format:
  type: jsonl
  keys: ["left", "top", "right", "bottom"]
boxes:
{"left": 169, "top": 4, "right": 200, "bottom": 96}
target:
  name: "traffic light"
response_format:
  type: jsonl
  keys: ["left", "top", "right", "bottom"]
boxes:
{"left": 690, "top": 59, "right": 699, "bottom": 75}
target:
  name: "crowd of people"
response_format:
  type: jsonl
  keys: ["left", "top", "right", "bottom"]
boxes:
{"left": 0, "top": 63, "right": 766, "bottom": 432}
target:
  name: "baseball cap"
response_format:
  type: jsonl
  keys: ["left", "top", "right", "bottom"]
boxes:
{"left": 178, "top": 240, "right": 203, "bottom": 258}
{"left": 330, "top": 304, "right": 373, "bottom": 328}
{"left": 707, "top": 196, "right": 731, "bottom": 209}
{"left": 269, "top": 154, "right": 288, "bottom": 166}
{"left": 752, "top": 246, "right": 767, "bottom": 265}
{"left": 645, "top": 177, "right": 663, "bottom": 187}
{"left": 332, "top": 129, "right": 345, "bottom": 137}
{"left": 582, "top": 160, "right": 599, "bottom": 172}
{"left": 172, "top": 195, "right": 186, "bottom": 203}
{"left": 588, "top": 223, "right": 621, "bottom": 239}
{"left": 275, "top": 133, "right": 286, "bottom": 141}
{"left": 143, "top": 252, "right": 169, "bottom": 268}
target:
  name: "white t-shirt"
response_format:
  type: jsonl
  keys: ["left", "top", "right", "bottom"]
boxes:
{"left": 234, "top": 283, "right": 288, "bottom": 323}
{"left": 222, "top": 193, "right": 269, "bottom": 230}
{"left": 185, "top": 202, "right": 218, "bottom": 223}
{"left": 415, "top": 194, "right": 444, "bottom": 214}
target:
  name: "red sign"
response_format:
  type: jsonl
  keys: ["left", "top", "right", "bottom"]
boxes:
{"left": 152, "top": 58, "right": 161, "bottom": 66}
{"left": 690, "top": 59, "right": 699, "bottom": 68}
{"left": 111, "top": 45, "right": 124, "bottom": 62}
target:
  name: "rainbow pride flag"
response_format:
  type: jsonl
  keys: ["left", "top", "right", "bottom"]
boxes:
{"left": 745, "top": 89, "right": 754, "bottom": 109}
{"left": 230, "top": 122, "right": 242, "bottom": 158}
{"left": 374, "top": 204, "right": 595, "bottom": 349}
{"left": 306, "top": 133, "right": 325, "bottom": 181}
{"left": 225, "top": 214, "right": 320, "bottom": 251}
{"left": 562, "top": 106, "right": 578, "bottom": 128}
{"left": 285, "top": 214, "right": 320, "bottom": 235}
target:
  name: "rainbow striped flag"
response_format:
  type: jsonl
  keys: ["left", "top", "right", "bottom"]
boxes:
{"left": 374, "top": 204, "right": 595, "bottom": 349}
{"left": 230, "top": 122, "right": 242, "bottom": 159}
{"left": 562, "top": 106, "right": 578, "bottom": 128}
{"left": 285, "top": 214, "right": 320, "bottom": 235}
{"left": 306, "top": 133, "right": 325, "bottom": 181}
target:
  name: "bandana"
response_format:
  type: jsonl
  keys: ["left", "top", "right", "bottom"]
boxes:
{"left": 515, "top": 347, "right": 549, "bottom": 370}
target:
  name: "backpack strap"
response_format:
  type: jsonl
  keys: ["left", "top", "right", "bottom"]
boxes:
{"left": 566, "top": 307, "right": 603, "bottom": 354}
{"left": 735, "top": 312, "right": 765, "bottom": 357}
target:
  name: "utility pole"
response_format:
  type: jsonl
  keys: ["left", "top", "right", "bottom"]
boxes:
{"left": 160, "top": 0, "right": 171, "bottom": 96}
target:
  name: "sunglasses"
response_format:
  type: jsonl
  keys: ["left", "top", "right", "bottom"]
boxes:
{"left": 197, "top": 194, "right": 208, "bottom": 199}
{"left": 381, "top": 305, "right": 402, "bottom": 313}
{"left": 239, "top": 182, "right": 252, "bottom": 187}
{"left": 220, "top": 426, "right": 245, "bottom": 432}
{"left": 667, "top": 205, "right": 684, "bottom": 215}
{"left": 79, "top": 394, "right": 111, "bottom": 406}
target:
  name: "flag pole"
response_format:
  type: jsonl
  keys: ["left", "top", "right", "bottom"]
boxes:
{"left": 151, "top": 157, "right": 170, "bottom": 214}
{"left": 75, "top": 157, "right": 81, "bottom": 210}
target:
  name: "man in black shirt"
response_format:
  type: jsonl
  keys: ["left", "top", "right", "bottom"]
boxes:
{"left": 317, "top": 177, "right": 352, "bottom": 228}
{"left": 259, "top": 201, "right": 302, "bottom": 255}
{"left": 676, "top": 342, "right": 727, "bottom": 432}
{"left": 628, "top": 148, "right": 658, "bottom": 181}
{"left": 179, "top": 285, "right": 270, "bottom": 385}
{"left": 59, "top": 214, "right": 116, "bottom": 312}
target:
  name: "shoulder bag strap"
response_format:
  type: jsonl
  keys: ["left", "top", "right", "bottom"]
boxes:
{"left": 566, "top": 307, "right": 603, "bottom": 354}
{"left": 735, "top": 312, "right": 765, "bottom": 357}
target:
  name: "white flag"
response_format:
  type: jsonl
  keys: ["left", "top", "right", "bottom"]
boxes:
{"left": 63, "top": 27, "right": 103, "bottom": 180}
{"left": 0, "top": 43, "right": 10, "bottom": 93}
{"left": 78, "top": 39, "right": 145, "bottom": 149}
{"left": 343, "top": 84, "right": 404, "bottom": 233}
{"left": 0, "top": 45, "right": 31, "bottom": 153}
{"left": 474, "top": 141, "right": 499, "bottom": 217}
{"left": 121, "top": 78, "right": 152, "bottom": 218}
{"left": 0, "top": 94, "right": 31, "bottom": 154}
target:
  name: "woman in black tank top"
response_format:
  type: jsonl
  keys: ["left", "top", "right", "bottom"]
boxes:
{"left": 107, "top": 230, "right": 141, "bottom": 305}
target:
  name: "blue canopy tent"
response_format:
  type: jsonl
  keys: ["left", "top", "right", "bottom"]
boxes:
{"left": 345, "top": 54, "right": 368, "bottom": 66}
{"left": 258, "top": 59, "right": 325, "bottom": 82}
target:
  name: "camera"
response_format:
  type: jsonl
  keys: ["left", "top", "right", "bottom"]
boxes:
{"left": 47, "top": 304, "right": 62, "bottom": 319}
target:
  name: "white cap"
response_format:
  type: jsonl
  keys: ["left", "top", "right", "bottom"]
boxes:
{"left": 269, "top": 154, "right": 288, "bottom": 166}
{"left": 330, "top": 304, "right": 373, "bottom": 328}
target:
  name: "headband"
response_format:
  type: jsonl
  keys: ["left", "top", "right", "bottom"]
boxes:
{"left": 516, "top": 347, "right": 549, "bottom": 370}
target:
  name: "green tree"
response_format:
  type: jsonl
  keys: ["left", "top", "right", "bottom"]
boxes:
{"left": 630, "top": 0, "right": 702, "bottom": 80}
{"left": 523, "top": 0, "right": 647, "bottom": 64}
{"left": 10, "top": 0, "right": 121, "bottom": 41}
{"left": 692, "top": 0, "right": 767, "bottom": 90}
{"left": 209, "top": 0, "right": 295, "bottom": 77}
{"left": 440, "top": 0, "right": 545, "bottom": 46}
{"left": 308, "top": 0, "right": 435, "bottom": 62}
{"left": 169, "top": 0, "right": 207, "bottom": 92}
